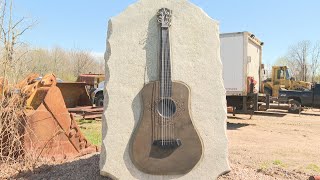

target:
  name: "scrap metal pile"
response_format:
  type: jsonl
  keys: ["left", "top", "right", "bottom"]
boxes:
{"left": 0, "top": 73, "right": 99, "bottom": 161}
{"left": 68, "top": 106, "right": 103, "bottom": 120}
{"left": 56, "top": 81, "right": 104, "bottom": 120}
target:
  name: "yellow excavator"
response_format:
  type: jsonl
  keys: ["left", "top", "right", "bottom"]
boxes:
{"left": 262, "top": 66, "right": 311, "bottom": 97}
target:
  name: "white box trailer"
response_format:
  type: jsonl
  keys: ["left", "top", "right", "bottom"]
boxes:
{"left": 220, "top": 32, "right": 264, "bottom": 112}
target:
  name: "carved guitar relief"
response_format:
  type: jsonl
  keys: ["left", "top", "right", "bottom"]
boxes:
{"left": 130, "top": 8, "right": 203, "bottom": 175}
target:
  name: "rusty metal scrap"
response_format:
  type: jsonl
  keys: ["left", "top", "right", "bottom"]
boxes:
{"left": 15, "top": 73, "right": 40, "bottom": 89}
{"left": 23, "top": 73, "right": 99, "bottom": 160}
{"left": 0, "top": 73, "right": 100, "bottom": 161}
{"left": 56, "top": 82, "right": 92, "bottom": 108}
{"left": 68, "top": 106, "right": 103, "bottom": 120}
{"left": 76, "top": 74, "right": 105, "bottom": 87}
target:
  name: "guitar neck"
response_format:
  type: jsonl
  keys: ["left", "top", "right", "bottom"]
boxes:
{"left": 159, "top": 26, "right": 172, "bottom": 98}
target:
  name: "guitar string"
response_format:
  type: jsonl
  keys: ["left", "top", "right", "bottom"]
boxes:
{"left": 166, "top": 27, "right": 171, "bottom": 143}
{"left": 154, "top": 83, "right": 157, "bottom": 142}
{"left": 166, "top": 29, "right": 170, "bottom": 144}
{"left": 166, "top": 27, "right": 171, "bottom": 145}
{"left": 162, "top": 29, "right": 168, "bottom": 145}
{"left": 154, "top": 82, "right": 156, "bottom": 142}
{"left": 164, "top": 28, "right": 167, "bottom": 146}
{"left": 157, "top": 82, "right": 159, "bottom": 142}
{"left": 168, "top": 12, "right": 171, "bottom": 144}
{"left": 168, "top": 15, "right": 173, "bottom": 143}
{"left": 152, "top": 84, "right": 154, "bottom": 142}
{"left": 169, "top": 29, "right": 172, "bottom": 143}
{"left": 161, "top": 28, "right": 164, "bottom": 146}
{"left": 156, "top": 82, "right": 159, "bottom": 142}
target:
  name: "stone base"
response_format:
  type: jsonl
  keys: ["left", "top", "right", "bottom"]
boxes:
{"left": 100, "top": 0, "right": 230, "bottom": 179}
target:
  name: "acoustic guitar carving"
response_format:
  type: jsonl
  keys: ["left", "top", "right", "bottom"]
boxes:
{"left": 130, "top": 8, "right": 203, "bottom": 175}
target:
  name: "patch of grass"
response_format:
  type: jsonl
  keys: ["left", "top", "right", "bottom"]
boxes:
{"left": 77, "top": 119, "right": 94, "bottom": 125}
{"left": 306, "top": 164, "right": 320, "bottom": 173}
{"left": 76, "top": 119, "right": 102, "bottom": 146}
{"left": 273, "top": 160, "right": 286, "bottom": 167}
{"left": 259, "top": 161, "right": 270, "bottom": 171}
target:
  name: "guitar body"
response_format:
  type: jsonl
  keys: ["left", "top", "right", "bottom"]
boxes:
{"left": 130, "top": 81, "right": 203, "bottom": 175}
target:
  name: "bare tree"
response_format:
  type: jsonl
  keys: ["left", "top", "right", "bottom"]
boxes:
{"left": 276, "top": 41, "right": 320, "bottom": 83}
{"left": 310, "top": 41, "right": 320, "bottom": 82}
{"left": 71, "top": 50, "right": 95, "bottom": 77}
{"left": 287, "top": 40, "right": 311, "bottom": 81}
{"left": 15, "top": 47, "right": 101, "bottom": 82}
{"left": 0, "top": 0, "right": 35, "bottom": 83}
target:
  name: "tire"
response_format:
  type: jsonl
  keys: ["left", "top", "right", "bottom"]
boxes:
{"left": 264, "top": 87, "right": 272, "bottom": 96}
{"left": 89, "top": 88, "right": 97, "bottom": 101}
{"left": 288, "top": 100, "right": 301, "bottom": 114}
{"left": 95, "top": 93, "right": 104, "bottom": 107}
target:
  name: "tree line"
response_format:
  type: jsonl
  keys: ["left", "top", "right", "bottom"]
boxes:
{"left": 1, "top": 46, "right": 104, "bottom": 83}
{"left": 274, "top": 40, "right": 320, "bottom": 83}
{"left": 0, "top": 0, "right": 104, "bottom": 83}
{"left": 1, "top": 46, "right": 104, "bottom": 82}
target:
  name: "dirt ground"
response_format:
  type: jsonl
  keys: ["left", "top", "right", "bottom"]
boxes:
{"left": 219, "top": 109, "right": 320, "bottom": 180}
{"left": 2, "top": 109, "right": 320, "bottom": 179}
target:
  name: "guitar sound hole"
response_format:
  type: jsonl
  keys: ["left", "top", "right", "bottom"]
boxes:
{"left": 157, "top": 98, "right": 176, "bottom": 118}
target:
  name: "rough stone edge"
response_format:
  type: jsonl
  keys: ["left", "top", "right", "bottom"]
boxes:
{"left": 99, "top": 18, "right": 112, "bottom": 176}
{"left": 213, "top": 22, "right": 231, "bottom": 178}
{"left": 99, "top": 0, "right": 231, "bottom": 178}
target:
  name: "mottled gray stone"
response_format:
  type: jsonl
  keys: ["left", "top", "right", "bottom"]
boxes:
{"left": 100, "top": 0, "right": 230, "bottom": 179}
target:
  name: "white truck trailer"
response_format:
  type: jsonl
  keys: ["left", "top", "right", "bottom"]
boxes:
{"left": 220, "top": 32, "right": 264, "bottom": 113}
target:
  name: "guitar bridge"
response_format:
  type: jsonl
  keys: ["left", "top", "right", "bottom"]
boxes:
{"left": 152, "top": 139, "right": 182, "bottom": 149}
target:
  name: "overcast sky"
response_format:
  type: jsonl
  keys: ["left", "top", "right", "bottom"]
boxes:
{"left": 16, "top": 0, "right": 320, "bottom": 64}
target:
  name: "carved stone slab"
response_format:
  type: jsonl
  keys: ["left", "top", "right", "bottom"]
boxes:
{"left": 100, "top": 0, "right": 230, "bottom": 179}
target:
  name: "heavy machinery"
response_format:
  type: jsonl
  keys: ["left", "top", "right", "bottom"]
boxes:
{"left": 262, "top": 66, "right": 312, "bottom": 97}
{"left": 1, "top": 73, "right": 99, "bottom": 160}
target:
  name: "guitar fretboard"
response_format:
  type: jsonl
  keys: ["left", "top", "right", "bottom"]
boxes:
{"left": 160, "top": 27, "right": 172, "bottom": 98}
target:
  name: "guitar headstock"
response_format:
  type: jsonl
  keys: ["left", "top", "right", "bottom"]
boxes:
{"left": 157, "top": 8, "right": 172, "bottom": 28}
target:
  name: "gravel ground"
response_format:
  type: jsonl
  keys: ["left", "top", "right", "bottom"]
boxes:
{"left": 2, "top": 109, "right": 320, "bottom": 179}
{"left": 13, "top": 153, "right": 112, "bottom": 180}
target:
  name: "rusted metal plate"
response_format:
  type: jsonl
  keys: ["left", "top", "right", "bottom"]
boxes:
{"left": 56, "top": 82, "right": 92, "bottom": 108}
{"left": 68, "top": 106, "right": 103, "bottom": 120}
{"left": 26, "top": 87, "right": 50, "bottom": 110}
{"left": 76, "top": 74, "right": 105, "bottom": 87}
{"left": 24, "top": 80, "right": 99, "bottom": 160}
{"left": 24, "top": 104, "right": 79, "bottom": 159}
{"left": 68, "top": 106, "right": 93, "bottom": 110}
{"left": 68, "top": 107, "right": 103, "bottom": 113}
{"left": 227, "top": 107, "right": 233, "bottom": 113}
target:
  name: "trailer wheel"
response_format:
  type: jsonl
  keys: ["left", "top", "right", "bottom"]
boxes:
{"left": 95, "top": 93, "right": 104, "bottom": 107}
{"left": 288, "top": 100, "right": 301, "bottom": 114}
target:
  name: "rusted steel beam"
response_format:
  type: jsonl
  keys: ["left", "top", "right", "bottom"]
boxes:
{"left": 68, "top": 106, "right": 103, "bottom": 113}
